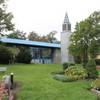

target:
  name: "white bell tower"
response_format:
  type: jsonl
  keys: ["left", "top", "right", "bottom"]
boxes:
{"left": 61, "top": 12, "right": 74, "bottom": 63}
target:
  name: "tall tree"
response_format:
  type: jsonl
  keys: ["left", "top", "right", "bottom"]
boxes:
{"left": 28, "top": 31, "right": 58, "bottom": 43}
{"left": 47, "top": 31, "right": 57, "bottom": 43}
{"left": 7, "top": 30, "right": 26, "bottom": 39}
{"left": 28, "top": 31, "right": 39, "bottom": 41}
{"left": 0, "top": 0, "right": 14, "bottom": 36}
{"left": 69, "top": 11, "right": 100, "bottom": 65}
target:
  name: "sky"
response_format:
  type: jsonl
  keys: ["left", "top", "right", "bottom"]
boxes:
{"left": 7, "top": 0, "right": 100, "bottom": 40}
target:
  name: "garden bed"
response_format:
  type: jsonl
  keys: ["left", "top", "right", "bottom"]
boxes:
{"left": 0, "top": 81, "right": 21, "bottom": 100}
{"left": 0, "top": 64, "right": 97, "bottom": 100}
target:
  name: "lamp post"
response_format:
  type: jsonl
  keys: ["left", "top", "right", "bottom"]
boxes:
{"left": 10, "top": 73, "right": 14, "bottom": 89}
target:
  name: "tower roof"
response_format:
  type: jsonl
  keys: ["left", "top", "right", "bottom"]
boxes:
{"left": 63, "top": 12, "right": 70, "bottom": 24}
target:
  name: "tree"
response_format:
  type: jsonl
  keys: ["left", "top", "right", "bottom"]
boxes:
{"left": 7, "top": 30, "right": 26, "bottom": 39}
{"left": 0, "top": 0, "right": 14, "bottom": 36}
{"left": 69, "top": 11, "right": 100, "bottom": 65}
{"left": 47, "top": 31, "right": 57, "bottom": 43}
{"left": 28, "top": 31, "right": 40, "bottom": 41}
{"left": 28, "top": 30, "right": 58, "bottom": 43}
{"left": 0, "top": 45, "right": 13, "bottom": 64}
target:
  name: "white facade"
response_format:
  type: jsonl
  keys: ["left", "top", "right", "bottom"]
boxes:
{"left": 61, "top": 13, "right": 74, "bottom": 63}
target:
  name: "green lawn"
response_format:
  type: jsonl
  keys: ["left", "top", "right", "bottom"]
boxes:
{"left": 0, "top": 64, "right": 97, "bottom": 100}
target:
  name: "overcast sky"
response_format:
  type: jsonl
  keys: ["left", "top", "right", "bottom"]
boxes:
{"left": 7, "top": 0, "right": 100, "bottom": 40}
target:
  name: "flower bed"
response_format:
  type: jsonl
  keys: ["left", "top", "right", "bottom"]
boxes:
{"left": 0, "top": 82, "right": 8, "bottom": 100}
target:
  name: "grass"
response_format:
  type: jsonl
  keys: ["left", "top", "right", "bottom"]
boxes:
{"left": 0, "top": 64, "right": 97, "bottom": 100}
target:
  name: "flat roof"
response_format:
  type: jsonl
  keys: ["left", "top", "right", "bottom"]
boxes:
{"left": 0, "top": 38, "right": 61, "bottom": 48}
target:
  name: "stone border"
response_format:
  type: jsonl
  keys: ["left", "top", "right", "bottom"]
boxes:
{"left": 91, "top": 88, "right": 100, "bottom": 95}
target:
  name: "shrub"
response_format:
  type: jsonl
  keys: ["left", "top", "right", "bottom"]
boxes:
{"left": 63, "top": 62, "right": 69, "bottom": 71}
{"left": 86, "top": 59, "right": 98, "bottom": 79}
{"left": 65, "top": 66, "right": 88, "bottom": 80}
{"left": 16, "top": 47, "right": 32, "bottom": 64}
{"left": 53, "top": 74, "right": 77, "bottom": 82}
{"left": 91, "top": 79, "right": 100, "bottom": 90}
{"left": 51, "top": 71, "right": 64, "bottom": 75}
{"left": 69, "top": 63, "right": 75, "bottom": 66}
{"left": 0, "top": 45, "right": 13, "bottom": 64}
{"left": 95, "top": 59, "right": 100, "bottom": 65}
{"left": 97, "top": 95, "right": 100, "bottom": 100}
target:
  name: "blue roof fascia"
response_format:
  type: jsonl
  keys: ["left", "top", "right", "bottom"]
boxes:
{"left": 0, "top": 38, "right": 61, "bottom": 48}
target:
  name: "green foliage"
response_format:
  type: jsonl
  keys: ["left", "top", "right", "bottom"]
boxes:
{"left": 86, "top": 59, "right": 98, "bottom": 79}
{"left": 88, "top": 41, "right": 99, "bottom": 58}
{"left": 65, "top": 66, "right": 88, "bottom": 80}
{"left": 0, "top": 64, "right": 97, "bottom": 100}
{"left": 63, "top": 62, "right": 69, "bottom": 70}
{"left": 7, "top": 30, "right": 26, "bottom": 39}
{"left": 53, "top": 74, "right": 77, "bottom": 82}
{"left": 74, "top": 56, "right": 81, "bottom": 64}
{"left": 0, "top": 0, "right": 14, "bottom": 35}
{"left": 69, "top": 62, "right": 75, "bottom": 66}
{"left": 91, "top": 79, "right": 100, "bottom": 90}
{"left": 0, "top": 45, "right": 13, "bottom": 64}
{"left": 16, "top": 47, "right": 32, "bottom": 64}
{"left": 51, "top": 71, "right": 64, "bottom": 75}
{"left": 47, "top": 31, "right": 57, "bottom": 43}
{"left": 69, "top": 11, "right": 100, "bottom": 64}
{"left": 97, "top": 95, "right": 100, "bottom": 100}
{"left": 95, "top": 59, "right": 100, "bottom": 65}
{"left": 63, "top": 62, "right": 75, "bottom": 71}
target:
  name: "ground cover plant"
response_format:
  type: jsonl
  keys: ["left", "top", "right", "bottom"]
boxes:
{"left": 0, "top": 64, "right": 97, "bottom": 100}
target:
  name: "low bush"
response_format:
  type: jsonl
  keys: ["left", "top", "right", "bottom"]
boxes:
{"left": 63, "top": 62, "right": 69, "bottom": 71}
{"left": 16, "top": 47, "right": 32, "bottom": 64}
{"left": 63, "top": 62, "right": 75, "bottom": 71}
{"left": 53, "top": 74, "right": 77, "bottom": 82}
{"left": 0, "top": 45, "right": 13, "bottom": 64}
{"left": 91, "top": 79, "right": 100, "bottom": 90}
{"left": 65, "top": 66, "right": 88, "bottom": 80}
{"left": 95, "top": 59, "right": 100, "bottom": 65}
{"left": 86, "top": 59, "right": 98, "bottom": 79}
{"left": 69, "top": 63, "right": 75, "bottom": 67}
{"left": 51, "top": 71, "right": 64, "bottom": 75}
{"left": 97, "top": 95, "right": 100, "bottom": 100}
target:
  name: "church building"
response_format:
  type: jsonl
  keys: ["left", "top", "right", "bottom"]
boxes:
{"left": 0, "top": 12, "right": 74, "bottom": 64}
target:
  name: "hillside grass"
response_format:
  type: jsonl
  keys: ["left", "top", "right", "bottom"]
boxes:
{"left": 0, "top": 64, "right": 96, "bottom": 100}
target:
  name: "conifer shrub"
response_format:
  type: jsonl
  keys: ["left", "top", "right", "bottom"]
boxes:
{"left": 16, "top": 47, "right": 32, "bottom": 64}
{"left": 0, "top": 45, "right": 13, "bottom": 64}
{"left": 86, "top": 59, "right": 98, "bottom": 79}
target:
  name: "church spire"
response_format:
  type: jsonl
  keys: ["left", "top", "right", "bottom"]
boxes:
{"left": 62, "top": 12, "right": 71, "bottom": 32}
{"left": 64, "top": 12, "right": 70, "bottom": 23}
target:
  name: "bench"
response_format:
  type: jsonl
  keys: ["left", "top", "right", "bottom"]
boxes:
{"left": 0, "top": 67, "right": 7, "bottom": 72}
